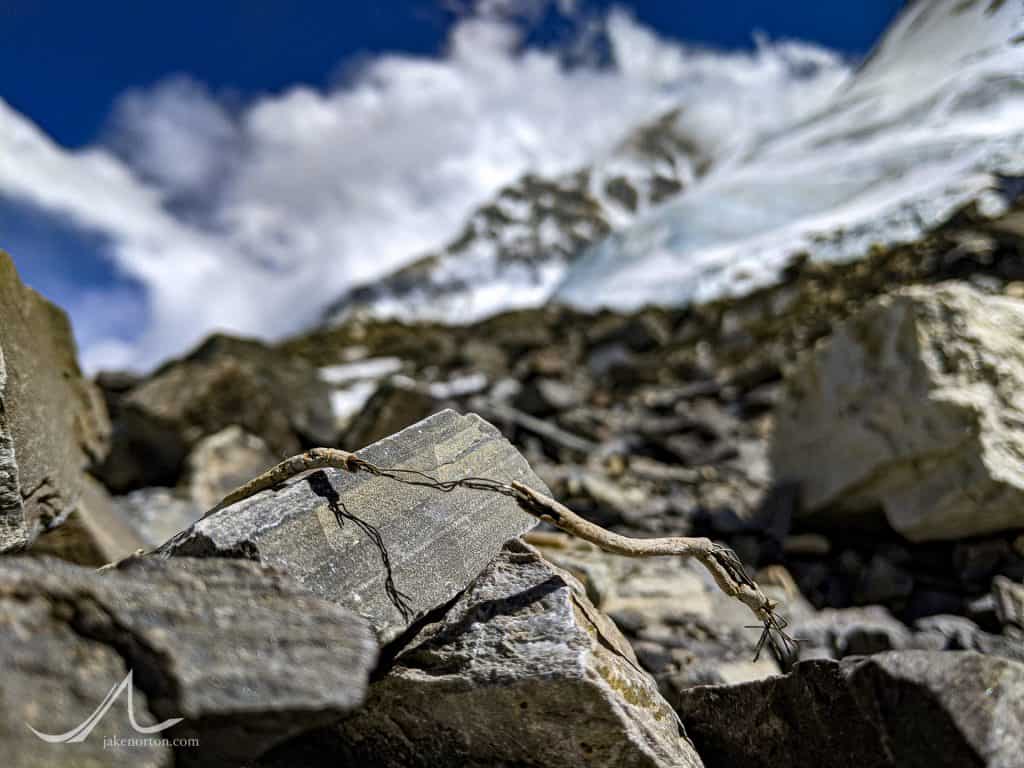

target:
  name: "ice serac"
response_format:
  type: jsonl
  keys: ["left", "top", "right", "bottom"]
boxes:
{"left": 159, "top": 409, "right": 543, "bottom": 643}
{"left": 556, "top": 0, "right": 1024, "bottom": 312}
{"left": 772, "top": 283, "right": 1024, "bottom": 542}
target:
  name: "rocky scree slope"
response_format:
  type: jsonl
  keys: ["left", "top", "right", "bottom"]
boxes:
{"left": 11, "top": 196, "right": 1012, "bottom": 763}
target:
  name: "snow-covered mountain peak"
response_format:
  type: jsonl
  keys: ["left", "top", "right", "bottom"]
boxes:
{"left": 556, "top": 0, "right": 1024, "bottom": 311}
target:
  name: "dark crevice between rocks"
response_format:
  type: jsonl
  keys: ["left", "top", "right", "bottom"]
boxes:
{"left": 158, "top": 530, "right": 262, "bottom": 562}
{"left": 371, "top": 588, "right": 467, "bottom": 682}
{"left": 396, "top": 575, "right": 567, "bottom": 677}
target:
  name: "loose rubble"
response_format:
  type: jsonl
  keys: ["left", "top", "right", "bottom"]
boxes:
{"left": 3, "top": 204, "right": 1024, "bottom": 766}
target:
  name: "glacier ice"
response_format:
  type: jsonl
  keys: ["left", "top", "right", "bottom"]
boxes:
{"left": 555, "top": 0, "right": 1024, "bottom": 311}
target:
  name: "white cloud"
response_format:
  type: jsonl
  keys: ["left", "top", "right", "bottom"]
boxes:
{"left": 0, "top": 7, "right": 848, "bottom": 373}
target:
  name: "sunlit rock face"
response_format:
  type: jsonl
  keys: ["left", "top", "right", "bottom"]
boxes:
{"left": 555, "top": 0, "right": 1024, "bottom": 311}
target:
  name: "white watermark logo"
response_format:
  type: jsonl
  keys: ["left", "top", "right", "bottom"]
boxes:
{"left": 26, "top": 670, "right": 184, "bottom": 744}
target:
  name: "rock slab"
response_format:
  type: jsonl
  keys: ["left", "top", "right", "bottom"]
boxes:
{"left": 0, "top": 555, "right": 377, "bottom": 767}
{"left": 329, "top": 540, "right": 703, "bottom": 768}
{"left": 676, "top": 651, "right": 1024, "bottom": 768}
{"left": 0, "top": 252, "right": 112, "bottom": 552}
{"left": 161, "top": 409, "right": 542, "bottom": 643}
{"left": 773, "top": 283, "right": 1024, "bottom": 541}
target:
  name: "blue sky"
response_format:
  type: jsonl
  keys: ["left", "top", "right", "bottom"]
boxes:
{"left": 0, "top": 1, "right": 905, "bottom": 371}
{"left": 3, "top": 1, "right": 901, "bottom": 147}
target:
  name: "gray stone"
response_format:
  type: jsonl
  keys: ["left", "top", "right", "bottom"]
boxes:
{"left": 332, "top": 540, "right": 703, "bottom": 768}
{"left": 1, "top": 573, "right": 170, "bottom": 767}
{"left": 993, "top": 575, "right": 1024, "bottom": 632}
{"left": 676, "top": 651, "right": 1024, "bottom": 768}
{"left": 114, "top": 488, "right": 203, "bottom": 548}
{"left": 913, "top": 614, "right": 1024, "bottom": 662}
{"left": 853, "top": 554, "right": 914, "bottom": 605}
{"left": 181, "top": 425, "right": 277, "bottom": 511}
{"left": 0, "top": 252, "right": 112, "bottom": 552}
{"left": 514, "top": 377, "right": 585, "bottom": 416}
{"left": 0, "top": 555, "right": 377, "bottom": 767}
{"left": 160, "top": 410, "right": 543, "bottom": 643}
{"left": 30, "top": 475, "right": 146, "bottom": 565}
{"left": 94, "top": 333, "right": 336, "bottom": 493}
{"left": 773, "top": 283, "right": 1024, "bottom": 541}
{"left": 788, "top": 605, "right": 913, "bottom": 660}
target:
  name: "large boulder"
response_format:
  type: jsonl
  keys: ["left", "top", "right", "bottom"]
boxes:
{"left": 0, "top": 554, "right": 377, "bottom": 768}
{"left": 0, "top": 252, "right": 113, "bottom": 553}
{"left": 676, "top": 651, "right": 1024, "bottom": 768}
{"left": 312, "top": 540, "right": 703, "bottom": 768}
{"left": 94, "top": 334, "right": 336, "bottom": 493}
{"left": 160, "top": 410, "right": 543, "bottom": 643}
{"left": 773, "top": 283, "right": 1024, "bottom": 541}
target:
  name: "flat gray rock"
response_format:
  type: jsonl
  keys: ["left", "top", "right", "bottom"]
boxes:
{"left": 0, "top": 555, "right": 377, "bottom": 767}
{"left": 160, "top": 409, "right": 542, "bottom": 643}
{"left": 305, "top": 540, "right": 703, "bottom": 768}
{"left": 1, "top": 571, "right": 170, "bottom": 768}
{"left": 677, "top": 651, "right": 1024, "bottom": 768}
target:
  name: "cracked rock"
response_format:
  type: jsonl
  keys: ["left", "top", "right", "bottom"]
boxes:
{"left": 160, "top": 409, "right": 543, "bottom": 643}
{"left": 318, "top": 540, "right": 703, "bottom": 768}
{"left": 0, "top": 253, "right": 113, "bottom": 553}
{"left": 773, "top": 283, "right": 1024, "bottom": 541}
{"left": 0, "top": 555, "right": 377, "bottom": 767}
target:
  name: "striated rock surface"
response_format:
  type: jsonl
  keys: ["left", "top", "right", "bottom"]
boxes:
{"left": 676, "top": 651, "right": 1024, "bottom": 768}
{"left": 160, "top": 409, "right": 543, "bottom": 643}
{"left": 0, "top": 555, "right": 377, "bottom": 768}
{"left": 773, "top": 282, "right": 1024, "bottom": 541}
{"left": 0, "top": 252, "right": 112, "bottom": 553}
{"left": 328, "top": 540, "right": 703, "bottom": 768}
